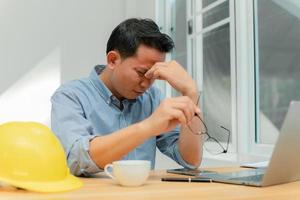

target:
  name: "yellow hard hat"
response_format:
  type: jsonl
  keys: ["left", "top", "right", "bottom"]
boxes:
{"left": 0, "top": 122, "right": 82, "bottom": 193}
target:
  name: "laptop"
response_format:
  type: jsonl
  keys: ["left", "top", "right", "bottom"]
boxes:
{"left": 204, "top": 101, "right": 300, "bottom": 187}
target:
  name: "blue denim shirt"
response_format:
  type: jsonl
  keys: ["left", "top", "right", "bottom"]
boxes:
{"left": 51, "top": 65, "right": 196, "bottom": 176}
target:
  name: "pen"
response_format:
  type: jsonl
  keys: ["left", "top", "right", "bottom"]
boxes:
{"left": 161, "top": 177, "right": 212, "bottom": 183}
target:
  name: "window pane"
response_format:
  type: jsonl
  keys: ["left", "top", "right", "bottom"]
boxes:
{"left": 203, "top": 0, "right": 229, "bottom": 28}
{"left": 255, "top": 0, "right": 300, "bottom": 144}
{"left": 202, "top": 0, "right": 218, "bottom": 8}
{"left": 203, "top": 23, "right": 232, "bottom": 143}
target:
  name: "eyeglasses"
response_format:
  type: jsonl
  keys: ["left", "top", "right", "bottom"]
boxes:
{"left": 187, "top": 113, "right": 230, "bottom": 155}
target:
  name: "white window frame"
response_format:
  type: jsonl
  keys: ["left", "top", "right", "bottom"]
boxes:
{"left": 187, "top": 0, "right": 239, "bottom": 166}
{"left": 155, "top": 0, "right": 174, "bottom": 98}
{"left": 235, "top": 0, "right": 274, "bottom": 163}
{"left": 158, "top": 0, "right": 275, "bottom": 166}
{"left": 190, "top": 0, "right": 275, "bottom": 164}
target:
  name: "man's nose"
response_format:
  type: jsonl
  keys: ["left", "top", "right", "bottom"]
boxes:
{"left": 140, "top": 77, "right": 152, "bottom": 89}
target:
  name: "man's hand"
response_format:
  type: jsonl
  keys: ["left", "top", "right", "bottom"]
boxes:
{"left": 142, "top": 96, "right": 201, "bottom": 136}
{"left": 145, "top": 60, "right": 198, "bottom": 98}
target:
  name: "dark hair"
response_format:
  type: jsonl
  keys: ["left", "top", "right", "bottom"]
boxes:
{"left": 106, "top": 18, "right": 174, "bottom": 58}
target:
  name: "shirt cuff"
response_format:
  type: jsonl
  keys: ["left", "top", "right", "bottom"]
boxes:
{"left": 173, "top": 143, "right": 199, "bottom": 170}
{"left": 68, "top": 135, "right": 103, "bottom": 176}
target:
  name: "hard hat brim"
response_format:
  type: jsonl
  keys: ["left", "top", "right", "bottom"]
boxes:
{"left": 0, "top": 173, "right": 83, "bottom": 193}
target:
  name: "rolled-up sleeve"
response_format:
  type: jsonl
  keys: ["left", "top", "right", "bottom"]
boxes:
{"left": 51, "top": 90, "right": 102, "bottom": 176}
{"left": 156, "top": 127, "right": 198, "bottom": 170}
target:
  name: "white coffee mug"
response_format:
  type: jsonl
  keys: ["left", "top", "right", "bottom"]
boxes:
{"left": 104, "top": 160, "right": 151, "bottom": 186}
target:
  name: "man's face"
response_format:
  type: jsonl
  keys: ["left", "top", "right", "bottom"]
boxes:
{"left": 109, "top": 45, "right": 165, "bottom": 99}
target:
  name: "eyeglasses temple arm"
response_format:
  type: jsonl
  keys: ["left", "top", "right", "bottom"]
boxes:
{"left": 220, "top": 126, "right": 230, "bottom": 151}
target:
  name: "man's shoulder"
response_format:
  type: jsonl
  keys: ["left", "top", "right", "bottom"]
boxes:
{"left": 53, "top": 78, "right": 91, "bottom": 97}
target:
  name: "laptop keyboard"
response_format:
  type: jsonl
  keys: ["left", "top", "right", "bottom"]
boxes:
{"left": 230, "top": 174, "right": 263, "bottom": 182}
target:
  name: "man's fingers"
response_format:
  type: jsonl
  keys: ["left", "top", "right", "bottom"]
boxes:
{"left": 165, "top": 96, "right": 198, "bottom": 124}
{"left": 172, "top": 96, "right": 198, "bottom": 113}
{"left": 169, "top": 109, "right": 187, "bottom": 125}
{"left": 145, "top": 63, "right": 168, "bottom": 79}
{"left": 170, "top": 102, "right": 194, "bottom": 123}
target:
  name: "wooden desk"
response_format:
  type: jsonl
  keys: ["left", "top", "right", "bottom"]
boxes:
{"left": 1, "top": 167, "right": 300, "bottom": 200}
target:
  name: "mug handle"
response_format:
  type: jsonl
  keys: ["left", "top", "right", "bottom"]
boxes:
{"left": 104, "top": 164, "right": 116, "bottom": 180}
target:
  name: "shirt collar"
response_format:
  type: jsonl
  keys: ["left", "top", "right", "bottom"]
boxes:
{"left": 89, "top": 65, "right": 137, "bottom": 106}
{"left": 89, "top": 65, "right": 112, "bottom": 104}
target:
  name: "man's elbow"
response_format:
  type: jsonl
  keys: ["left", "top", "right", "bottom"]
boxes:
{"left": 190, "top": 156, "right": 202, "bottom": 168}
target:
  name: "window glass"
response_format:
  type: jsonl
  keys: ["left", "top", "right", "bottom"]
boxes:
{"left": 203, "top": 0, "right": 229, "bottom": 28}
{"left": 202, "top": 0, "right": 218, "bottom": 8}
{"left": 254, "top": 0, "right": 300, "bottom": 144}
{"left": 203, "top": 23, "right": 232, "bottom": 143}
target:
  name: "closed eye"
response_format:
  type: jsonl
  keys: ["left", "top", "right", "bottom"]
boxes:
{"left": 136, "top": 70, "right": 146, "bottom": 77}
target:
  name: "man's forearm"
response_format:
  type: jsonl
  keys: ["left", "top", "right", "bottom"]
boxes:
{"left": 89, "top": 122, "right": 153, "bottom": 169}
{"left": 178, "top": 125, "right": 203, "bottom": 167}
{"left": 178, "top": 91, "right": 203, "bottom": 167}
{"left": 181, "top": 81, "right": 199, "bottom": 104}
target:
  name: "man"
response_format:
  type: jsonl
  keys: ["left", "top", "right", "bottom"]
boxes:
{"left": 51, "top": 18, "right": 203, "bottom": 176}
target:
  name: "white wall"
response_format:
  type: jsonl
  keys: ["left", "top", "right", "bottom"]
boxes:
{"left": 0, "top": 0, "right": 159, "bottom": 88}
{"left": 125, "top": 0, "right": 156, "bottom": 19}
{"left": 0, "top": 0, "right": 157, "bottom": 123}
{"left": 0, "top": 0, "right": 128, "bottom": 124}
